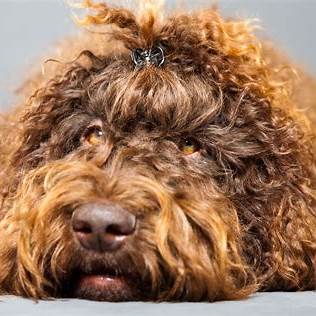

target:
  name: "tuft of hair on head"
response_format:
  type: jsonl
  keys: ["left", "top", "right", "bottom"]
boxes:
{"left": 137, "top": 0, "right": 165, "bottom": 45}
{"left": 71, "top": 0, "right": 165, "bottom": 49}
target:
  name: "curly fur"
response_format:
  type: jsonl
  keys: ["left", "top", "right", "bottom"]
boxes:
{"left": 0, "top": 0, "right": 316, "bottom": 301}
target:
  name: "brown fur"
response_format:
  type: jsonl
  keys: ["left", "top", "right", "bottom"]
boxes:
{"left": 1, "top": 0, "right": 316, "bottom": 301}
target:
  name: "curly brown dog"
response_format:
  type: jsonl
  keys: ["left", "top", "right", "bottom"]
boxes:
{"left": 1, "top": 0, "right": 316, "bottom": 302}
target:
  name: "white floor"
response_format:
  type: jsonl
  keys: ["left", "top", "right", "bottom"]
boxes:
{"left": 1, "top": 292, "right": 316, "bottom": 316}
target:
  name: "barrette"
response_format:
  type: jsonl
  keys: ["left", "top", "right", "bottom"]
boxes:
{"left": 131, "top": 46, "right": 165, "bottom": 68}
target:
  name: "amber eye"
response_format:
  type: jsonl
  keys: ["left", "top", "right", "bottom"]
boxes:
{"left": 83, "top": 126, "right": 104, "bottom": 146}
{"left": 179, "top": 138, "right": 200, "bottom": 155}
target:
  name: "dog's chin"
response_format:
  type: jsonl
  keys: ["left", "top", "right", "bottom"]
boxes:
{"left": 70, "top": 273, "right": 141, "bottom": 301}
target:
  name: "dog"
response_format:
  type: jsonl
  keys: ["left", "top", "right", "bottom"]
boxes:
{"left": 0, "top": 0, "right": 316, "bottom": 302}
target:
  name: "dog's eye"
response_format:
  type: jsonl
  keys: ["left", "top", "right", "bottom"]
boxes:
{"left": 179, "top": 138, "right": 200, "bottom": 155}
{"left": 83, "top": 126, "right": 104, "bottom": 146}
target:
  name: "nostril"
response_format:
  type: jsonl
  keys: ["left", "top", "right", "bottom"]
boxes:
{"left": 72, "top": 221, "right": 92, "bottom": 234}
{"left": 106, "top": 224, "right": 128, "bottom": 236}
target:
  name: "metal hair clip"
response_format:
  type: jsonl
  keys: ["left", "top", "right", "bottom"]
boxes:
{"left": 131, "top": 46, "right": 165, "bottom": 68}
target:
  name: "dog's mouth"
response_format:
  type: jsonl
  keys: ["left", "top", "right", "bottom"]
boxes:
{"left": 65, "top": 267, "right": 143, "bottom": 301}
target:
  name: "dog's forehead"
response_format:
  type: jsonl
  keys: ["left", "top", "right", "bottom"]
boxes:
{"left": 86, "top": 64, "right": 218, "bottom": 133}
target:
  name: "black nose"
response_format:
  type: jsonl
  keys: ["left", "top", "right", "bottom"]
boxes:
{"left": 72, "top": 203, "right": 136, "bottom": 252}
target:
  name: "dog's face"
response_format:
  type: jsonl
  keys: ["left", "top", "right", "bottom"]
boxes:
{"left": 1, "top": 1, "right": 313, "bottom": 302}
{"left": 10, "top": 58, "right": 254, "bottom": 301}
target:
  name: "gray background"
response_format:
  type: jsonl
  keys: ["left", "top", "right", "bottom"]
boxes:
{"left": 0, "top": 0, "right": 316, "bottom": 314}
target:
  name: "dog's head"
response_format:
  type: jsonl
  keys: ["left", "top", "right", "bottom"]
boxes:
{"left": 1, "top": 0, "right": 315, "bottom": 302}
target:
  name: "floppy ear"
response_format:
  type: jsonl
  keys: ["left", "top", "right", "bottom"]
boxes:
{"left": 260, "top": 180, "right": 316, "bottom": 290}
